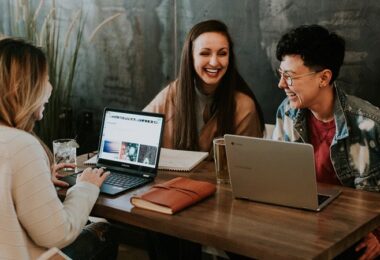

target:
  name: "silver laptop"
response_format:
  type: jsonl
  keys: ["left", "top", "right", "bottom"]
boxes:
{"left": 224, "top": 135, "right": 341, "bottom": 211}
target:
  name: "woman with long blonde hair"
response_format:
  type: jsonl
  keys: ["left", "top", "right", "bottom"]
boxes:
{"left": 0, "top": 38, "right": 117, "bottom": 259}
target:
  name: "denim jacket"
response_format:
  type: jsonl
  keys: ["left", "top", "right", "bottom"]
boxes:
{"left": 272, "top": 85, "right": 380, "bottom": 192}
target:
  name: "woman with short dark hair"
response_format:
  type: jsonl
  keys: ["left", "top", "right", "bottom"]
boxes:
{"left": 274, "top": 24, "right": 380, "bottom": 259}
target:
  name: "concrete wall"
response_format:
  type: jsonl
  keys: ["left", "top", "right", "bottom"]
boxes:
{"left": 1, "top": 0, "right": 380, "bottom": 151}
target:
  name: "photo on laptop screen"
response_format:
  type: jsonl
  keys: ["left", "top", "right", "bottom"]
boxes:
{"left": 98, "top": 109, "right": 164, "bottom": 170}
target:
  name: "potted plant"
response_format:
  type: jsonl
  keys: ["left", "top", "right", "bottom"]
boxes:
{"left": 1, "top": 0, "right": 121, "bottom": 147}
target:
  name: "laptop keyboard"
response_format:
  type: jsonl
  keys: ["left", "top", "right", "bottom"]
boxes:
{"left": 104, "top": 171, "right": 149, "bottom": 189}
{"left": 318, "top": 194, "right": 330, "bottom": 205}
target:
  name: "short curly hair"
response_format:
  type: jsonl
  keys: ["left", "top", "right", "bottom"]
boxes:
{"left": 276, "top": 24, "right": 345, "bottom": 83}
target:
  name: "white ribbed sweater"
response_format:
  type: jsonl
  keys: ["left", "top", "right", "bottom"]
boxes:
{"left": 0, "top": 126, "right": 99, "bottom": 259}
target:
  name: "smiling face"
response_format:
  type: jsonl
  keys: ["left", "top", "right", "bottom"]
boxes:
{"left": 278, "top": 55, "right": 324, "bottom": 109}
{"left": 192, "top": 32, "right": 229, "bottom": 94}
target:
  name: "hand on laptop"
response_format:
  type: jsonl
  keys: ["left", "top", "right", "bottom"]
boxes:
{"left": 51, "top": 163, "right": 76, "bottom": 187}
{"left": 77, "top": 167, "right": 110, "bottom": 188}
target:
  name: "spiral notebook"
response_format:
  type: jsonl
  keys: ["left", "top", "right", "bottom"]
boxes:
{"left": 85, "top": 148, "right": 208, "bottom": 172}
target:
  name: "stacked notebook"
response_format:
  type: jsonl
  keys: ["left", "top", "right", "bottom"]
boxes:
{"left": 130, "top": 177, "right": 216, "bottom": 214}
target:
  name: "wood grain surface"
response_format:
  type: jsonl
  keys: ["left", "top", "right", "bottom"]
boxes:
{"left": 58, "top": 154, "right": 380, "bottom": 259}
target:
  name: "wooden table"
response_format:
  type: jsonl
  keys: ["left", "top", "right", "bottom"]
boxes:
{"left": 67, "top": 154, "right": 380, "bottom": 259}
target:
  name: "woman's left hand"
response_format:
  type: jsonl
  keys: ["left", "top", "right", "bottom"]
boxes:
{"left": 51, "top": 163, "right": 76, "bottom": 187}
{"left": 356, "top": 232, "right": 380, "bottom": 260}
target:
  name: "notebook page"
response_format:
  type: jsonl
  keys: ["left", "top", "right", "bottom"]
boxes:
{"left": 158, "top": 148, "right": 208, "bottom": 171}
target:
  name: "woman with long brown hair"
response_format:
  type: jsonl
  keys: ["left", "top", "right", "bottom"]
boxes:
{"left": 144, "top": 20, "right": 264, "bottom": 260}
{"left": 0, "top": 38, "right": 117, "bottom": 259}
{"left": 144, "top": 19, "right": 264, "bottom": 153}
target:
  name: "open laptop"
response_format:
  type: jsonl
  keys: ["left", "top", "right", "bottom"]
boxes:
{"left": 62, "top": 108, "right": 164, "bottom": 195}
{"left": 224, "top": 135, "right": 341, "bottom": 211}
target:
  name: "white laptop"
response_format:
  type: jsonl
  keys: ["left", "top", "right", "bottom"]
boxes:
{"left": 224, "top": 135, "right": 341, "bottom": 211}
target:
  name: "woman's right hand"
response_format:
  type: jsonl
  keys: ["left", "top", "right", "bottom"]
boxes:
{"left": 76, "top": 167, "right": 109, "bottom": 188}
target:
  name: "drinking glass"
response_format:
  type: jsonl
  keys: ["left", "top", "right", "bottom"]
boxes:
{"left": 53, "top": 139, "right": 78, "bottom": 173}
{"left": 213, "top": 137, "right": 230, "bottom": 184}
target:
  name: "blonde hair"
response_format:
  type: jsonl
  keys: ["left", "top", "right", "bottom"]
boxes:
{"left": 0, "top": 38, "right": 53, "bottom": 163}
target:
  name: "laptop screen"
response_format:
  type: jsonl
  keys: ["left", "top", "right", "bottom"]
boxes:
{"left": 97, "top": 108, "right": 164, "bottom": 174}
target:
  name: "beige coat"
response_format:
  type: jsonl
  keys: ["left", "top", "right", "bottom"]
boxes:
{"left": 0, "top": 126, "right": 99, "bottom": 259}
{"left": 144, "top": 81, "right": 263, "bottom": 152}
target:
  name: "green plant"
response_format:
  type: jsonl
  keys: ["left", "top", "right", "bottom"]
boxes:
{"left": 2, "top": 0, "right": 121, "bottom": 147}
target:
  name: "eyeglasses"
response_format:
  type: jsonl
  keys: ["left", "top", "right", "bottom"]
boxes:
{"left": 277, "top": 69, "right": 320, "bottom": 86}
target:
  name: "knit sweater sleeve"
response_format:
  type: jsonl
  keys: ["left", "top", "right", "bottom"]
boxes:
{"left": 234, "top": 91, "right": 263, "bottom": 138}
{"left": 10, "top": 131, "right": 99, "bottom": 249}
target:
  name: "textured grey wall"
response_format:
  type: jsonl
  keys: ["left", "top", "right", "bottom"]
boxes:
{"left": 1, "top": 0, "right": 380, "bottom": 151}
{"left": 73, "top": 0, "right": 174, "bottom": 112}
{"left": 74, "top": 0, "right": 380, "bottom": 125}
{"left": 258, "top": 0, "right": 380, "bottom": 117}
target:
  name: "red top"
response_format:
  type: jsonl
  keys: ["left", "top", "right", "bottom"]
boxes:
{"left": 309, "top": 113, "right": 380, "bottom": 242}
{"left": 308, "top": 113, "right": 340, "bottom": 185}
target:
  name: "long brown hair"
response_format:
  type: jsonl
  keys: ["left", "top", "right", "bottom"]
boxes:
{"left": 0, "top": 38, "right": 53, "bottom": 163}
{"left": 174, "top": 20, "right": 264, "bottom": 150}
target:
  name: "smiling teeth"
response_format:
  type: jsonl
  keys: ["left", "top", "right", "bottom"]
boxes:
{"left": 206, "top": 69, "right": 218, "bottom": 73}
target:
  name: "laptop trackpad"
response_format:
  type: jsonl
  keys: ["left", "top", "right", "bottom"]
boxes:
{"left": 100, "top": 184, "right": 126, "bottom": 195}
{"left": 61, "top": 175, "right": 127, "bottom": 195}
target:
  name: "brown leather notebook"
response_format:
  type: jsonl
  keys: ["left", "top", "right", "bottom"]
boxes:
{"left": 130, "top": 177, "right": 216, "bottom": 214}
